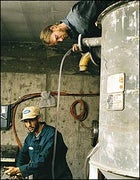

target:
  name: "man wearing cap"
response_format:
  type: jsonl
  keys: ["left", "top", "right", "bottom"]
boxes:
{"left": 4, "top": 106, "right": 73, "bottom": 179}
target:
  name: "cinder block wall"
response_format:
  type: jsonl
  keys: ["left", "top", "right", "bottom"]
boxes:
{"left": 1, "top": 72, "right": 100, "bottom": 179}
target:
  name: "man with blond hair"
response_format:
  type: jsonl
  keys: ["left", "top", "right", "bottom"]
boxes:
{"left": 40, "top": 0, "right": 116, "bottom": 53}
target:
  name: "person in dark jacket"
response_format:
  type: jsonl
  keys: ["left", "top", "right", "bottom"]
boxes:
{"left": 40, "top": 0, "right": 117, "bottom": 68}
{"left": 40, "top": 0, "right": 117, "bottom": 51}
{"left": 4, "top": 106, "right": 73, "bottom": 179}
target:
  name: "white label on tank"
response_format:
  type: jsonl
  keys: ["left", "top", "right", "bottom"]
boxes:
{"left": 106, "top": 92, "right": 124, "bottom": 111}
{"left": 107, "top": 73, "right": 124, "bottom": 93}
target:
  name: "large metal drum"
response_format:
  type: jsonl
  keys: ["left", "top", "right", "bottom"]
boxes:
{"left": 88, "top": 1, "right": 139, "bottom": 178}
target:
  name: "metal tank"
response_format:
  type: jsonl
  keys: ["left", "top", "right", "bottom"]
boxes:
{"left": 79, "top": 1, "right": 139, "bottom": 179}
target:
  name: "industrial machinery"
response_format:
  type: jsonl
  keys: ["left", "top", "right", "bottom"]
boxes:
{"left": 79, "top": 0, "right": 139, "bottom": 179}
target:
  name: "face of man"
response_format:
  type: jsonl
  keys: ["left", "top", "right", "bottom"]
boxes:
{"left": 48, "top": 26, "right": 69, "bottom": 46}
{"left": 23, "top": 117, "right": 39, "bottom": 133}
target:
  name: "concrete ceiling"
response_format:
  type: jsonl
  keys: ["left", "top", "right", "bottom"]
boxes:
{"left": 1, "top": 1, "right": 100, "bottom": 76}
{"left": 1, "top": 1, "right": 77, "bottom": 44}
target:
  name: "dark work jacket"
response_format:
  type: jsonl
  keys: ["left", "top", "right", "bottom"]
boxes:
{"left": 16, "top": 122, "right": 73, "bottom": 179}
{"left": 61, "top": 0, "right": 117, "bottom": 41}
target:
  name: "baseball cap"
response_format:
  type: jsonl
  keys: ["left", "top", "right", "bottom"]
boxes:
{"left": 21, "top": 106, "right": 40, "bottom": 121}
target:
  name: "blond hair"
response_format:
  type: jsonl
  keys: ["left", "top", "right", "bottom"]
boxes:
{"left": 40, "top": 25, "right": 53, "bottom": 45}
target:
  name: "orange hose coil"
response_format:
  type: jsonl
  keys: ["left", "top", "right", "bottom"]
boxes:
{"left": 70, "top": 99, "right": 88, "bottom": 121}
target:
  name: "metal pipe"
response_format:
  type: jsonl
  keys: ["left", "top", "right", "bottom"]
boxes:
{"left": 78, "top": 34, "right": 101, "bottom": 52}
{"left": 82, "top": 37, "right": 101, "bottom": 48}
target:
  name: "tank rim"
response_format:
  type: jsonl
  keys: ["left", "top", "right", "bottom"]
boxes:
{"left": 97, "top": 0, "right": 138, "bottom": 29}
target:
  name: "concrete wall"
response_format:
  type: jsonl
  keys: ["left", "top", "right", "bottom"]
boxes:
{"left": 1, "top": 72, "right": 100, "bottom": 179}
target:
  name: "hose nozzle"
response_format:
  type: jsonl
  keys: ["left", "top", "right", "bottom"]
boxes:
{"left": 79, "top": 52, "right": 91, "bottom": 71}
